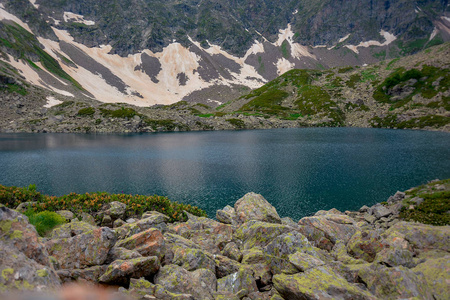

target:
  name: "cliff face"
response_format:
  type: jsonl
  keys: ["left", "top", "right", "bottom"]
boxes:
{"left": 0, "top": 179, "right": 449, "bottom": 299}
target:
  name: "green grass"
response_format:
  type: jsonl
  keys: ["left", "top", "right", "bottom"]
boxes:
{"left": 0, "top": 184, "right": 207, "bottom": 223}
{"left": 281, "top": 40, "right": 290, "bottom": 59}
{"left": 346, "top": 74, "right": 361, "bottom": 88}
{"left": 197, "top": 113, "right": 214, "bottom": 118}
{"left": 226, "top": 118, "right": 245, "bottom": 129}
{"left": 77, "top": 107, "right": 95, "bottom": 116}
{"left": 371, "top": 114, "right": 450, "bottom": 129}
{"left": 100, "top": 107, "right": 137, "bottom": 118}
{"left": 4, "top": 83, "right": 27, "bottom": 95}
{"left": 24, "top": 210, "right": 66, "bottom": 236}
{"left": 337, "top": 66, "right": 354, "bottom": 73}
{"left": 373, "top": 65, "right": 450, "bottom": 109}
{"left": 400, "top": 190, "right": 450, "bottom": 226}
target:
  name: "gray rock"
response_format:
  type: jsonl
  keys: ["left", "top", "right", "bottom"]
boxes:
{"left": 81, "top": 212, "right": 96, "bottom": 226}
{"left": 217, "top": 268, "right": 258, "bottom": 297}
{"left": 50, "top": 220, "right": 96, "bottom": 239}
{"left": 115, "top": 228, "right": 165, "bottom": 259}
{"left": 15, "top": 201, "right": 37, "bottom": 213}
{"left": 359, "top": 205, "right": 370, "bottom": 213}
{"left": 371, "top": 204, "right": 392, "bottom": 219}
{"left": 172, "top": 247, "right": 215, "bottom": 273}
{"left": 55, "top": 210, "right": 74, "bottom": 221}
{"left": 410, "top": 197, "right": 424, "bottom": 205}
{"left": 99, "top": 256, "right": 160, "bottom": 285}
{"left": 364, "top": 213, "right": 377, "bottom": 224}
{"left": 113, "top": 218, "right": 126, "bottom": 228}
{"left": 46, "top": 227, "right": 116, "bottom": 269}
{"left": 216, "top": 205, "right": 235, "bottom": 224}
{"left": 234, "top": 192, "right": 281, "bottom": 225}
{"left": 288, "top": 252, "right": 325, "bottom": 271}
{"left": 222, "top": 242, "right": 242, "bottom": 262}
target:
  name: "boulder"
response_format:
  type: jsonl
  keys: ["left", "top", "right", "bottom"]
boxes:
{"left": 216, "top": 205, "right": 235, "bottom": 224}
{"left": 214, "top": 255, "right": 243, "bottom": 278}
{"left": 0, "top": 206, "right": 51, "bottom": 266}
{"left": 387, "top": 191, "right": 405, "bottom": 204}
{"left": 15, "top": 202, "right": 36, "bottom": 213}
{"left": 374, "top": 248, "right": 415, "bottom": 268}
{"left": 346, "top": 230, "right": 386, "bottom": 262}
{"left": 217, "top": 268, "right": 258, "bottom": 297}
{"left": 370, "top": 204, "right": 392, "bottom": 219}
{"left": 357, "top": 263, "right": 433, "bottom": 299}
{"left": 101, "top": 201, "right": 127, "bottom": 220}
{"left": 172, "top": 247, "right": 215, "bottom": 273}
{"left": 81, "top": 212, "right": 96, "bottom": 226}
{"left": 273, "top": 266, "right": 375, "bottom": 300}
{"left": 0, "top": 245, "right": 61, "bottom": 291}
{"left": 115, "top": 228, "right": 165, "bottom": 259}
{"left": 234, "top": 220, "right": 292, "bottom": 250}
{"left": 128, "top": 278, "right": 156, "bottom": 299}
{"left": 288, "top": 252, "right": 325, "bottom": 272}
{"left": 234, "top": 192, "right": 281, "bottom": 225}
{"left": 222, "top": 242, "right": 242, "bottom": 262}
{"left": 99, "top": 257, "right": 160, "bottom": 285}
{"left": 115, "top": 215, "right": 168, "bottom": 239}
{"left": 105, "top": 246, "right": 142, "bottom": 264}
{"left": 57, "top": 265, "right": 108, "bottom": 283}
{"left": 141, "top": 210, "right": 170, "bottom": 223}
{"left": 55, "top": 210, "right": 74, "bottom": 221}
{"left": 50, "top": 220, "right": 96, "bottom": 239}
{"left": 298, "top": 213, "right": 357, "bottom": 246}
{"left": 154, "top": 264, "right": 216, "bottom": 300}
{"left": 412, "top": 255, "right": 450, "bottom": 300}
{"left": 384, "top": 221, "right": 450, "bottom": 251}
{"left": 46, "top": 227, "right": 116, "bottom": 269}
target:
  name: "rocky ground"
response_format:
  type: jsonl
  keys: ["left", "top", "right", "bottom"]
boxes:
{"left": 0, "top": 180, "right": 449, "bottom": 299}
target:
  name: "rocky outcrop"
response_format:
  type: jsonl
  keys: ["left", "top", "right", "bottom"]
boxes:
{"left": 1, "top": 186, "right": 449, "bottom": 300}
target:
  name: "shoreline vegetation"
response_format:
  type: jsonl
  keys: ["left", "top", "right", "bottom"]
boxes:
{"left": 0, "top": 179, "right": 449, "bottom": 299}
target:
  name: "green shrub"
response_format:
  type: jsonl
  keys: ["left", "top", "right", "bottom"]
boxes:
{"left": 100, "top": 107, "right": 137, "bottom": 119}
{"left": 400, "top": 191, "right": 450, "bottom": 226}
{"left": 226, "top": 118, "right": 245, "bottom": 129}
{"left": 0, "top": 184, "right": 207, "bottom": 223}
{"left": 25, "top": 210, "right": 66, "bottom": 236}
{"left": 77, "top": 107, "right": 95, "bottom": 116}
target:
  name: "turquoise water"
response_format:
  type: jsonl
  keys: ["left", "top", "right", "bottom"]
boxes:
{"left": 0, "top": 128, "right": 449, "bottom": 221}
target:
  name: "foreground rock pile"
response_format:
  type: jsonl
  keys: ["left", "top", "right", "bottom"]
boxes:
{"left": 0, "top": 187, "right": 449, "bottom": 299}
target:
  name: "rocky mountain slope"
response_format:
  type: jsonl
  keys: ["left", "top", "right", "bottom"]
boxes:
{"left": 0, "top": 0, "right": 449, "bottom": 107}
{"left": 0, "top": 179, "right": 449, "bottom": 299}
{"left": 0, "top": 42, "right": 448, "bottom": 133}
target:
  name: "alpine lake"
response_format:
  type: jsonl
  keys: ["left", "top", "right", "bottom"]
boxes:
{"left": 1, "top": 127, "right": 449, "bottom": 221}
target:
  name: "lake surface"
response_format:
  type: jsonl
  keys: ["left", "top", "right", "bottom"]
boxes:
{"left": 0, "top": 128, "right": 449, "bottom": 221}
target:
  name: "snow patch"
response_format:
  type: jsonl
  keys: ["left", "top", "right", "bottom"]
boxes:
{"left": 276, "top": 58, "right": 295, "bottom": 76}
{"left": 207, "top": 99, "right": 223, "bottom": 105}
{"left": 338, "top": 34, "right": 350, "bottom": 43}
{"left": 442, "top": 16, "right": 450, "bottom": 23}
{"left": 429, "top": 27, "right": 439, "bottom": 41}
{"left": 293, "top": 9, "right": 298, "bottom": 15}
{"left": 28, "top": 0, "right": 39, "bottom": 9}
{"left": 44, "top": 96, "right": 63, "bottom": 108}
{"left": 274, "top": 24, "right": 315, "bottom": 59}
{"left": 63, "top": 12, "right": 95, "bottom": 26}
{"left": 344, "top": 30, "right": 396, "bottom": 54}
{"left": 0, "top": 7, "right": 33, "bottom": 33}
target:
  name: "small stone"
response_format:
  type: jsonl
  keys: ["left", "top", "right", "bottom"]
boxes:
{"left": 56, "top": 210, "right": 74, "bottom": 221}
{"left": 359, "top": 205, "right": 370, "bottom": 213}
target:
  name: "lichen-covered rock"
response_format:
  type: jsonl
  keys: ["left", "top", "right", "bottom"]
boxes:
{"left": 296, "top": 224, "right": 334, "bottom": 251}
{"left": 99, "top": 256, "right": 160, "bottom": 285}
{"left": 370, "top": 204, "right": 393, "bottom": 219}
{"left": 113, "top": 218, "right": 126, "bottom": 228}
{"left": 346, "top": 230, "right": 386, "bottom": 262}
{"left": 216, "top": 205, "right": 235, "bottom": 224}
{"left": 222, "top": 242, "right": 242, "bottom": 262}
{"left": 273, "top": 265, "right": 375, "bottom": 300}
{"left": 115, "top": 228, "right": 164, "bottom": 259}
{"left": 173, "top": 247, "right": 215, "bottom": 273}
{"left": 357, "top": 263, "right": 433, "bottom": 299}
{"left": 298, "top": 213, "right": 357, "bottom": 246}
{"left": 264, "top": 231, "right": 316, "bottom": 259}
{"left": 217, "top": 268, "right": 258, "bottom": 297}
{"left": 57, "top": 265, "right": 108, "bottom": 283}
{"left": 234, "top": 220, "right": 291, "bottom": 250}
{"left": 234, "top": 193, "right": 281, "bottom": 225}
{"left": 0, "top": 245, "right": 61, "bottom": 291}
{"left": 50, "top": 220, "right": 96, "bottom": 239}
{"left": 141, "top": 210, "right": 170, "bottom": 223}
{"left": 101, "top": 201, "right": 127, "bottom": 220}
{"left": 55, "top": 210, "right": 74, "bottom": 221}
{"left": 15, "top": 202, "right": 36, "bottom": 212}
{"left": 384, "top": 221, "right": 450, "bottom": 251}
{"left": 412, "top": 255, "right": 450, "bottom": 300}
{"left": 331, "top": 241, "right": 366, "bottom": 265}
{"left": 154, "top": 284, "right": 195, "bottom": 300}
{"left": 214, "top": 255, "right": 243, "bottom": 278}
{"left": 154, "top": 264, "right": 216, "bottom": 300}
{"left": 374, "top": 248, "right": 415, "bottom": 268}
{"left": 0, "top": 206, "right": 51, "bottom": 266}
{"left": 46, "top": 227, "right": 116, "bottom": 269}
{"left": 128, "top": 278, "right": 156, "bottom": 299}
{"left": 288, "top": 252, "right": 325, "bottom": 272}
{"left": 106, "top": 246, "right": 142, "bottom": 264}
{"left": 115, "top": 215, "right": 168, "bottom": 239}
{"left": 81, "top": 212, "right": 96, "bottom": 226}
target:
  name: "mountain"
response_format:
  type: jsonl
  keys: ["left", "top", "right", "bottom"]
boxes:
{"left": 0, "top": 0, "right": 449, "bottom": 108}
{"left": 1, "top": 42, "right": 448, "bottom": 133}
